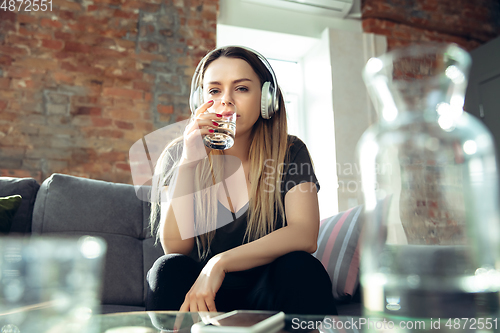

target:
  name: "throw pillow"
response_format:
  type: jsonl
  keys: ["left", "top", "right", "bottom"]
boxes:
{"left": 0, "top": 195, "right": 23, "bottom": 234}
{"left": 314, "top": 196, "right": 393, "bottom": 303}
{"left": 313, "top": 205, "right": 364, "bottom": 302}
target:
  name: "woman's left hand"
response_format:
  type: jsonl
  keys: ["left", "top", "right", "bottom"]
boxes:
{"left": 179, "top": 255, "right": 226, "bottom": 312}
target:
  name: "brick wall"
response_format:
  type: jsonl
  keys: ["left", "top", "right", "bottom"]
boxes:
{"left": 0, "top": 0, "right": 218, "bottom": 184}
{"left": 362, "top": 0, "right": 500, "bottom": 51}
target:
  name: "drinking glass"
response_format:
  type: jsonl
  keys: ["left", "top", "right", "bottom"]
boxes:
{"left": 203, "top": 99, "right": 237, "bottom": 150}
{"left": 0, "top": 236, "right": 106, "bottom": 333}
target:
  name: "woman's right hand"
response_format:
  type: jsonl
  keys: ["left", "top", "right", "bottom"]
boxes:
{"left": 181, "top": 100, "right": 221, "bottom": 165}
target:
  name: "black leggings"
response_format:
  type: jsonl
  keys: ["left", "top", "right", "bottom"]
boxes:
{"left": 146, "top": 251, "right": 337, "bottom": 315}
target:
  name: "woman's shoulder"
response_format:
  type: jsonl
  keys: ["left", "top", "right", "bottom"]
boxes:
{"left": 286, "top": 134, "right": 308, "bottom": 156}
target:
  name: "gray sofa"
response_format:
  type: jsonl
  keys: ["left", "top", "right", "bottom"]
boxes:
{"left": 1, "top": 173, "right": 163, "bottom": 314}
{"left": 0, "top": 173, "right": 361, "bottom": 315}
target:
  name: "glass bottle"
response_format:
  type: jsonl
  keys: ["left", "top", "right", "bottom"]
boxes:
{"left": 358, "top": 43, "right": 500, "bottom": 324}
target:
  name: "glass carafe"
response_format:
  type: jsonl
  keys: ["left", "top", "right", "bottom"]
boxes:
{"left": 358, "top": 43, "right": 500, "bottom": 324}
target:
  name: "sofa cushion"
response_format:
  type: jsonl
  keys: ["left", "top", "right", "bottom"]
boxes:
{"left": 0, "top": 177, "right": 40, "bottom": 234}
{"left": 313, "top": 206, "right": 363, "bottom": 303}
{"left": 32, "top": 173, "right": 164, "bottom": 309}
{"left": 0, "top": 195, "right": 23, "bottom": 233}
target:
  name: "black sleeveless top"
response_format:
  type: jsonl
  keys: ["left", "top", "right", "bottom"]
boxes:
{"left": 188, "top": 135, "right": 320, "bottom": 264}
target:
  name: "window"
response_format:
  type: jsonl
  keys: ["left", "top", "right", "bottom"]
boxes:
{"left": 268, "top": 59, "right": 302, "bottom": 138}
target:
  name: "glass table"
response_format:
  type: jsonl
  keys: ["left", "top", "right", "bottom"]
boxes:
{"left": 3, "top": 308, "right": 497, "bottom": 332}
{"left": 90, "top": 311, "right": 346, "bottom": 333}
{"left": 90, "top": 311, "right": 500, "bottom": 333}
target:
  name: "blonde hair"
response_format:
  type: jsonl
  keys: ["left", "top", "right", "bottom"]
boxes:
{"left": 149, "top": 47, "right": 290, "bottom": 260}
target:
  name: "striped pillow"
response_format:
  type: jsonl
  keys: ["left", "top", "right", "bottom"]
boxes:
{"left": 313, "top": 205, "right": 364, "bottom": 302}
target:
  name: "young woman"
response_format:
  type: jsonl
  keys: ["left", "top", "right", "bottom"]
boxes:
{"left": 146, "top": 46, "right": 337, "bottom": 315}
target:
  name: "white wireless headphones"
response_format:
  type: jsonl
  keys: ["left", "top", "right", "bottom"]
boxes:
{"left": 189, "top": 46, "right": 279, "bottom": 120}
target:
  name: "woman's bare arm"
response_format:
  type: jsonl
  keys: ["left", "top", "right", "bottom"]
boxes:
{"left": 159, "top": 100, "right": 220, "bottom": 256}
{"left": 159, "top": 161, "right": 197, "bottom": 256}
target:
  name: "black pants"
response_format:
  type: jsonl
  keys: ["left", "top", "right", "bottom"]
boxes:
{"left": 146, "top": 251, "right": 337, "bottom": 315}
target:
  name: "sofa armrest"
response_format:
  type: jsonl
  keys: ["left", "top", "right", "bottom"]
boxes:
{"left": 0, "top": 176, "right": 40, "bottom": 234}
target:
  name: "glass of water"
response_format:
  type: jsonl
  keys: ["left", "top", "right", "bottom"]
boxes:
{"left": 203, "top": 99, "right": 237, "bottom": 150}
